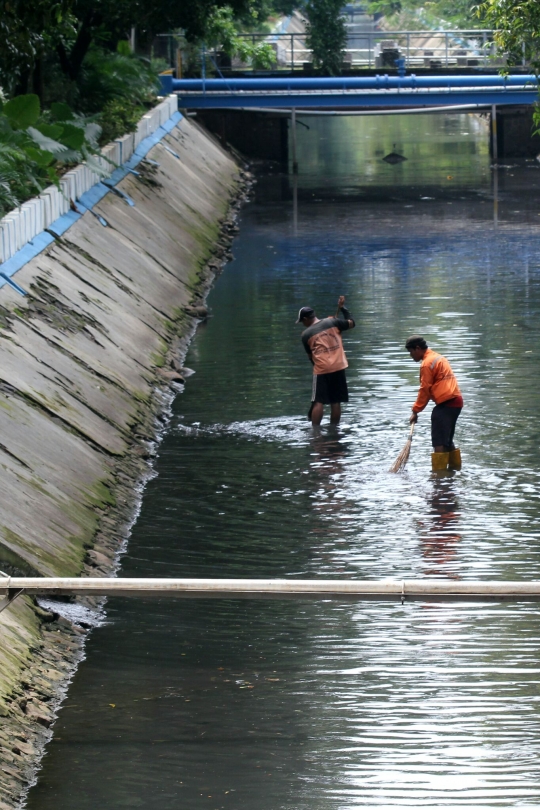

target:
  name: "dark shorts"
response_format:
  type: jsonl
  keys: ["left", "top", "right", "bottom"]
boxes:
{"left": 431, "top": 402, "right": 462, "bottom": 449}
{"left": 312, "top": 369, "right": 349, "bottom": 404}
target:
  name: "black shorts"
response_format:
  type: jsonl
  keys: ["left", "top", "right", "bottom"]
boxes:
{"left": 312, "top": 369, "right": 349, "bottom": 404}
{"left": 431, "top": 402, "right": 462, "bottom": 449}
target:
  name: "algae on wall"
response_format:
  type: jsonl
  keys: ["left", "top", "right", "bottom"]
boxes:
{"left": 0, "top": 115, "right": 241, "bottom": 807}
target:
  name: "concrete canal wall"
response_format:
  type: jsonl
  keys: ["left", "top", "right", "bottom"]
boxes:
{"left": 0, "top": 113, "right": 244, "bottom": 809}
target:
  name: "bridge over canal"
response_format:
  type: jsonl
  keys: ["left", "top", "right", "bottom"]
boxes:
{"left": 160, "top": 74, "right": 540, "bottom": 111}
{"left": 160, "top": 73, "right": 540, "bottom": 163}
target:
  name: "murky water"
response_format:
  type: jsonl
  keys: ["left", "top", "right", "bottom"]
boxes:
{"left": 27, "top": 114, "right": 540, "bottom": 808}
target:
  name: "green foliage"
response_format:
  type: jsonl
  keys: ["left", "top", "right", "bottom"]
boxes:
{"left": 368, "top": 0, "right": 481, "bottom": 28}
{"left": 97, "top": 98, "right": 144, "bottom": 145}
{"left": 479, "top": 0, "right": 540, "bottom": 70}
{"left": 235, "top": 0, "right": 301, "bottom": 32}
{"left": 77, "top": 47, "right": 161, "bottom": 114}
{"left": 478, "top": 0, "right": 540, "bottom": 130}
{"left": 0, "top": 0, "right": 298, "bottom": 218}
{"left": 305, "top": 0, "right": 347, "bottom": 75}
{"left": 206, "top": 5, "right": 277, "bottom": 68}
{"left": 3, "top": 95, "right": 41, "bottom": 129}
{"left": 0, "top": 93, "right": 101, "bottom": 217}
{"left": 0, "top": 0, "right": 75, "bottom": 96}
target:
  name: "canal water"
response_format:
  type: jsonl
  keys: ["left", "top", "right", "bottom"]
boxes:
{"left": 27, "top": 114, "right": 540, "bottom": 808}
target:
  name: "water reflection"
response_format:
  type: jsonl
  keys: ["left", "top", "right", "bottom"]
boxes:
{"left": 419, "top": 474, "right": 462, "bottom": 577}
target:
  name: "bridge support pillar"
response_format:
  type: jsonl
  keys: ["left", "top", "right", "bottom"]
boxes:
{"left": 195, "top": 110, "right": 289, "bottom": 165}
{"left": 491, "top": 105, "right": 498, "bottom": 163}
{"left": 492, "top": 106, "right": 540, "bottom": 159}
{"left": 291, "top": 108, "right": 298, "bottom": 174}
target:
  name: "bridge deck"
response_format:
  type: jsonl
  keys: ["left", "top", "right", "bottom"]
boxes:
{"left": 161, "top": 75, "right": 540, "bottom": 110}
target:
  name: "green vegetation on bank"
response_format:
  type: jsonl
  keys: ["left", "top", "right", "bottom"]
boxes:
{"left": 479, "top": 0, "right": 540, "bottom": 71}
{"left": 0, "top": 0, "right": 295, "bottom": 219}
{"left": 478, "top": 0, "right": 540, "bottom": 128}
{"left": 0, "top": 93, "right": 101, "bottom": 216}
{"left": 0, "top": 44, "right": 162, "bottom": 217}
{"left": 367, "top": 0, "right": 481, "bottom": 29}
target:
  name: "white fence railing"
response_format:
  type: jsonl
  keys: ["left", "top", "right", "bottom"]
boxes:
{"left": 172, "top": 29, "right": 502, "bottom": 72}
{"left": 0, "top": 94, "right": 178, "bottom": 265}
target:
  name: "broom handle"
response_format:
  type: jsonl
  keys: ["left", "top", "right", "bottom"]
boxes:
{"left": 408, "top": 422, "right": 415, "bottom": 439}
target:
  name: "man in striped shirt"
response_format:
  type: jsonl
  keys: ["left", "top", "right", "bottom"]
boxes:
{"left": 297, "top": 296, "right": 355, "bottom": 426}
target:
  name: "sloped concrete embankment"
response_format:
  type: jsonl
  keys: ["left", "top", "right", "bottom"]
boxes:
{"left": 0, "top": 116, "right": 244, "bottom": 808}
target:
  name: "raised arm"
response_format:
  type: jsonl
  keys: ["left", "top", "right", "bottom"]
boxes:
{"left": 337, "top": 295, "right": 355, "bottom": 329}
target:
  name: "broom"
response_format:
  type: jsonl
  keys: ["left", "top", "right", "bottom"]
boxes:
{"left": 389, "top": 422, "right": 415, "bottom": 473}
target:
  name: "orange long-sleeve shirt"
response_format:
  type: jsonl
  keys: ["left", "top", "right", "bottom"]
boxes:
{"left": 412, "top": 348, "right": 462, "bottom": 413}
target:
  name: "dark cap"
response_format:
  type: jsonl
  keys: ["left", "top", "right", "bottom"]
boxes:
{"left": 405, "top": 335, "right": 428, "bottom": 350}
{"left": 296, "top": 306, "right": 315, "bottom": 324}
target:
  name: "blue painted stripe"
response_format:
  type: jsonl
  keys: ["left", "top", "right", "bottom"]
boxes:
{"left": 0, "top": 232, "right": 55, "bottom": 280}
{"left": 46, "top": 210, "right": 82, "bottom": 237}
{"left": 0, "top": 107, "right": 183, "bottom": 294}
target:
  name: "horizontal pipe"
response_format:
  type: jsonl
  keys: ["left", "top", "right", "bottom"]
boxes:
{"left": 166, "top": 75, "right": 538, "bottom": 92}
{"left": 3, "top": 578, "right": 540, "bottom": 601}
{"left": 174, "top": 90, "right": 538, "bottom": 110}
{"left": 235, "top": 103, "right": 493, "bottom": 116}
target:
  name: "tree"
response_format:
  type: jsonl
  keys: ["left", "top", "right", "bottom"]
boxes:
{"left": 0, "top": 0, "right": 260, "bottom": 96}
{"left": 479, "top": 0, "right": 540, "bottom": 72}
{"left": 305, "top": 0, "right": 347, "bottom": 75}
{"left": 368, "top": 0, "right": 481, "bottom": 29}
{"left": 55, "top": 0, "right": 266, "bottom": 82}
{"left": 205, "top": 6, "right": 277, "bottom": 69}
{"left": 0, "top": 0, "right": 74, "bottom": 96}
{"left": 478, "top": 0, "right": 540, "bottom": 129}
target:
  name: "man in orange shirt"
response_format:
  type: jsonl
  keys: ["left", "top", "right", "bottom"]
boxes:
{"left": 297, "top": 295, "right": 355, "bottom": 426}
{"left": 406, "top": 335, "right": 463, "bottom": 471}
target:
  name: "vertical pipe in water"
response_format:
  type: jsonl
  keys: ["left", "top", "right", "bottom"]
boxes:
{"left": 491, "top": 104, "right": 498, "bottom": 163}
{"left": 492, "top": 104, "right": 499, "bottom": 226}
{"left": 291, "top": 108, "right": 298, "bottom": 175}
{"left": 292, "top": 174, "right": 298, "bottom": 236}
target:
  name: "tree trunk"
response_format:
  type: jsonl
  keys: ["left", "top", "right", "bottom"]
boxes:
{"left": 14, "top": 69, "right": 30, "bottom": 97}
{"left": 32, "top": 56, "right": 45, "bottom": 104}
{"left": 56, "top": 12, "right": 100, "bottom": 82}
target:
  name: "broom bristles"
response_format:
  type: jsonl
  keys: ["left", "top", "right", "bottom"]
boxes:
{"left": 389, "top": 438, "right": 412, "bottom": 473}
{"left": 389, "top": 424, "right": 415, "bottom": 473}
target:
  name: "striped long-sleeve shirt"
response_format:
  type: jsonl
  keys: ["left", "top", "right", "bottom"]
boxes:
{"left": 301, "top": 306, "right": 355, "bottom": 375}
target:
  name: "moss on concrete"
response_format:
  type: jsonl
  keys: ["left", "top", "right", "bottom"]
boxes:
{"left": 0, "top": 115, "right": 246, "bottom": 809}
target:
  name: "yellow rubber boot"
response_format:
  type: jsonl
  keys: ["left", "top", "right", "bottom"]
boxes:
{"left": 431, "top": 452, "right": 450, "bottom": 472}
{"left": 448, "top": 448, "right": 462, "bottom": 470}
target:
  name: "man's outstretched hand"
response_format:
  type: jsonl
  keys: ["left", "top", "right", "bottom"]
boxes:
{"left": 338, "top": 295, "right": 346, "bottom": 309}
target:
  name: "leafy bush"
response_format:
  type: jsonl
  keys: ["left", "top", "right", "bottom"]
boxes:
{"left": 97, "top": 98, "right": 145, "bottom": 146}
{"left": 77, "top": 46, "right": 161, "bottom": 115}
{"left": 0, "top": 93, "right": 102, "bottom": 218}
{"left": 206, "top": 5, "right": 277, "bottom": 69}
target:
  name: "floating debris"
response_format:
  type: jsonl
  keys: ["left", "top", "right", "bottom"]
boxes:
{"left": 383, "top": 151, "right": 407, "bottom": 164}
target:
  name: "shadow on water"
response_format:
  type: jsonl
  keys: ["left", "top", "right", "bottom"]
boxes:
{"left": 26, "top": 113, "right": 540, "bottom": 808}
